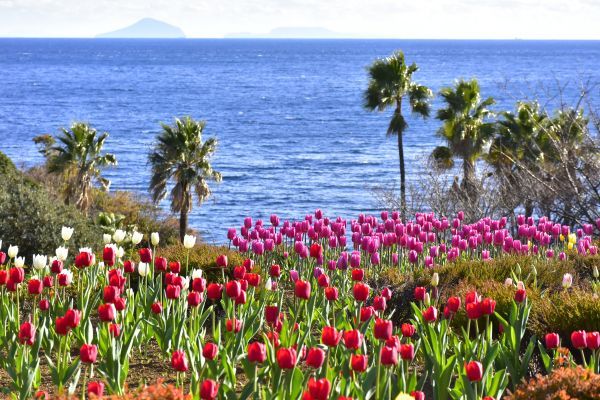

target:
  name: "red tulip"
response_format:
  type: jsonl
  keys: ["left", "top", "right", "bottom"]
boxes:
{"left": 247, "top": 342, "right": 266, "bottom": 363}
{"left": 200, "top": 379, "right": 219, "bottom": 400}
{"left": 317, "top": 274, "right": 330, "bottom": 288}
{"left": 226, "top": 318, "right": 242, "bottom": 333}
{"left": 373, "top": 296, "right": 386, "bottom": 311}
{"left": 191, "top": 278, "right": 206, "bottom": 293}
{"left": 171, "top": 350, "right": 188, "bottom": 372}
{"left": 203, "top": 342, "right": 218, "bottom": 360}
{"left": 64, "top": 309, "right": 81, "bottom": 328}
{"left": 151, "top": 302, "right": 163, "bottom": 314}
{"left": 514, "top": 289, "right": 527, "bottom": 303}
{"left": 351, "top": 268, "right": 365, "bottom": 281}
{"left": 571, "top": 330, "right": 587, "bottom": 349}
{"left": 360, "top": 306, "right": 375, "bottom": 322}
{"left": 103, "top": 246, "right": 116, "bottom": 267}
{"left": 124, "top": 260, "right": 134, "bottom": 273}
{"left": 276, "top": 347, "right": 297, "bottom": 369}
{"left": 343, "top": 329, "right": 362, "bottom": 350}
{"left": 39, "top": 299, "right": 50, "bottom": 311}
{"left": 226, "top": 281, "right": 242, "bottom": 298}
{"left": 43, "top": 276, "right": 53, "bottom": 288}
{"left": 269, "top": 264, "right": 281, "bottom": 277}
{"left": 586, "top": 331, "right": 600, "bottom": 350}
{"left": 207, "top": 283, "right": 223, "bottom": 300}
{"left": 113, "top": 297, "right": 126, "bottom": 312}
{"left": 0, "top": 270, "right": 7, "bottom": 285}
{"left": 295, "top": 280, "right": 311, "bottom": 300}
{"left": 380, "top": 346, "right": 398, "bottom": 366}
{"left": 18, "top": 321, "right": 36, "bottom": 345}
{"left": 325, "top": 287, "right": 339, "bottom": 301}
{"left": 166, "top": 284, "right": 181, "bottom": 299}
{"left": 423, "top": 306, "right": 438, "bottom": 322}
{"left": 87, "top": 381, "right": 104, "bottom": 397}
{"left": 386, "top": 335, "right": 401, "bottom": 350}
{"left": 447, "top": 296, "right": 461, "bottom": 313}
{"left": 308, "top": 377, "right": 330, "bottom": 400}
{"left": 51, "top": 259, "right": 63, "bottom": 274}
{"left": 80, "top": 344, "right": 98, "bottom": 363}
{"left": 109, "top": 323, "right": 121, "bottom": 337}
{"left": 188, "top": 291, "right": 202, "bottom": 307}
{"left": 465, "top": 290, "right": 479, "bottom": 305}
{"left": 98, "top": 303, "right": 116, "bottom": 322}
{"left": 309, "top": 243, "right": 323, "bottom": 259}
{"left": 138, "top": 248, "right": 152, "bottom": 263}
{"left": 545, "top": 333, "right": 560, "bottom": 349}
{"left": 265, "top": 306, "right": 279, "bottom": 324}
{"left": 374, "top": 318, "right": 393, "bottom": 341}
{"left": 353, "top": 282, "right": 370, "bottom": 302}
{"left": 401, "top": 323, "right": 415, "bottom": 338}
{"left": 466, "top": 302, "right": 482, "bottom": 320}
{"left": 75, "top": 251, "right": 94, "bottom": 268}
{"left": 246, "top": 273, "right": 261, "bottom": 287}
{"left": 155, "top": 257, "right": 167, "bottom": 272}
{"left": 216, "top": 255, "right": 228, "bottom": 268}
{"left": 321, "top": 326, "right": 343, "bottom": 347}
{"left": 103, "top": 286, "right": 120, "bottom": 303}
{"left": 481, "top": 298, "right": 496, "bottom": 315}
{"left": 306, "top": 347, "right": 325, "bottom": 368}
{"left": 9, "top": 267, "right": 24, "bottom": 283}
{"left": 400, "top": 343, "right": 414, "bottom": 360}
{"left": 55, "top": 317, "right": 70, "bottom": 335}
{"left": 411, "top": 391, "right": 425, "bottom": 400}
{"left": 169, "top": 261, "right": 181, "bottom": 273}
{"left": 414, "top": 286, "right": 426, "bottom": 301}
{"left": 381, "top": 287, "right": 392, "bottom": 300}
{"left": 27, "top": 279, "right": 43, "bottom": 295}
{"left": 465, "top": 361, "right": 483, "bottom": 381}
{"left": 351, "top": 354, "right": 368, "bottom": 372}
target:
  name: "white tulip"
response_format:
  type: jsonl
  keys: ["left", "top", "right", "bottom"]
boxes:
{"left": 191, "top": 269, "right": 203, "bottom": 279}
{"left": 265, "top": 278, "right": 273, "bottom": 291}
{"left": 55, "top": 246, "right": 69, "bottom": 261}
{"left": 112, "top": 229, "right": 126, "bottom": 244}
{"left": 14, "top": 256, "right": 25, "bottom": 268}
{"left": 103, "top": 234, "right": 112, "bottom": 244}
{"left": 138, "top": 262, "right": 150, "bottom": 277}
{"left": 32, "top": 254, "right": 47, "bottom": 270}
{"left": 593, "top": 266, "right": 599, "bottom": 279}
{"left": 0, "top": 240, "right": 2, "bottom": 250}
{"left": 116, "top": 246, "right": 125, "bottom": 259}
{"left": 131, "top": 231, "right": 143, "bottom": 245}
{"left": 61, "top": 226, "right": 74, "bottom": 241}
{"left": 424, "top": 292, "right": 431, "bottom": 306}
{"left": 151, "top": 232, "right": 160, "bottom": 246}
{"left": 517, "top": 280, "right": 525, "bottom": 290}
{"left": 562, "top": 273, "right": 573, "bottom": 288}
{"left": 504, "top": 278, "right": 513, "bottom": 286}
{"left": 430, "top": 272, "right": 439, "bottom": 287}
{"left": 183, "top": 234, "right": 196, "bottom": 249}
{"left": 180, "top": 277, "right": 190, "bottom": 291}
{"left": 126, "top": 288, "right": 134, "bottom": 298}
{"left": 79, "top": 247, "right": 93, "bottom": 254}
{"left": 98, "top": 262, "right": 105, "bottom": 269}
{"left": 7, "top": 245, "right": 18, "bottom": 259}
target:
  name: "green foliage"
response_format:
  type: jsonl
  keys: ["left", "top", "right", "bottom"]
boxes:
{"left": 0, "top": 173, "right": 102, "bottom": 261}
{"left": 0, "top": 150, "right": 17, "bottom": 176}
{"left": 507, "top": 366, "right": 600, "bottom": 400}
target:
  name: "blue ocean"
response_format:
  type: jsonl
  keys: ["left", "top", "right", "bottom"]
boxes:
{"left": 1, "top": 39, "right": 599, "bottom": 243}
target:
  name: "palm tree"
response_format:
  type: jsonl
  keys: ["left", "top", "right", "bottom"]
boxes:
{"left": 364, "top": 51, "right": 432, "bottom": 217}
{"left": 149, "top": 117, "right": 222, "bottom": 243}
{"left": 47, "top": 122, "right": 117, "bottom": 214}
{"left": 489, "top": 101, "right": 548, "bottom": 217}
{"left": 433, "top": 79, "right": 495, "bottom": 198}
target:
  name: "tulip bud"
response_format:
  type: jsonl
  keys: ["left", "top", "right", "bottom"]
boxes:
{"left": 61, "top": 226, "right": 74, "bottom": 241}
{"left": 183, "top": 234, "right": 196, "bottom": 249}
{"left": 593, "top": 266, "right": 599, "bottom": 279}
{"left": 103, "top": 234, "right": 112, "bottom": 244}
{"left": 562, "top": 273, "right": 573, "bottom": 289}
{"left": 8, "top": 245, "right": 18, "bottom": 259}
{"left": 151, "top": 232, "right": 160, "bottom": 246}
{"left": 55, "top": 246, "right": 68, "bottom": 262}
{"left": 431, "top": 272, "right": 439, "bottom": 287}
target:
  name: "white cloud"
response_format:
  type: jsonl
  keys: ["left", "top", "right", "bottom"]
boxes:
{"left": 0, "top": 0, "right": 598, "bottom": 39}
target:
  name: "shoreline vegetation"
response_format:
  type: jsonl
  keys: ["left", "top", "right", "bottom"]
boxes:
{"left": 0, "top": 50, "right": 598, "bottom": 399}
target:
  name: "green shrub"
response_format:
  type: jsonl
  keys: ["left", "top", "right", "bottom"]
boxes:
{"left": 0, "top": 173, "right": 102, "bottom": 261}
{"left": 506, "top": 366, "right": 600, "bottom": 400}
{"left": 0, "top": 150, "right": 17, "bottom": 176}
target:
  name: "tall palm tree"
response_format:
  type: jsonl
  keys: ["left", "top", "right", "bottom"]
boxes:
{"left": 433, "top": 79, "right": 495, "bottom": 198}
{"left": 364, "top": 51, "right": 432, "bottom": 217}
{"left": 149, "top": 117, "right": 222, "bottom": 243}
{"left": 47, "top": 122, "right": 117, "bottom": 214}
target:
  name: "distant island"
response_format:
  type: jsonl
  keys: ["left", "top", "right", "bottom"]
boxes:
{"left": 225, "top": 27, "right": 347, "bottom": 39}
{"left": 96, "top": 18, "right": 185, "bottom": 39}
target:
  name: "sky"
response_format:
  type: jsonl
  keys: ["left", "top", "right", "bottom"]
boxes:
{"left": 0, "top": 0, "right": 599, "bottom": 39}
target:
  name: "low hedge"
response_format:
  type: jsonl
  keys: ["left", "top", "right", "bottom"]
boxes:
{"left": 506, "top": 366, "right": 600, "bottom": 400}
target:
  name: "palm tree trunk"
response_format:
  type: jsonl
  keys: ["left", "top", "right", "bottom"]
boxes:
{"left": 462, "top": 157, "right": 477, "bottom": 201}
{"left": 397, "top": 127, "right": 407, "bottom": 219}
{"left": 179, "top": 208, "right": 188, "bottom": 243}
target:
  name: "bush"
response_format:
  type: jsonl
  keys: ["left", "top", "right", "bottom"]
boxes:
{"left": 55, "top": 381, "right": 189, "bottom": 399}
{"left": 0, "top": 150, "right": 17, "bottom": 176}
{"left": 0, "top": 173, "right": 103, "bottom": 261}
{"left": 91, "top": 190, "right": 180, "bottom": 246}
{"left": 506, "top": 366, "right": 600, "bottom": 400}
